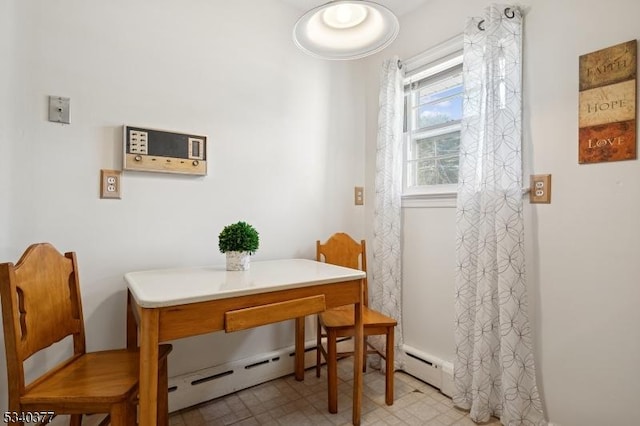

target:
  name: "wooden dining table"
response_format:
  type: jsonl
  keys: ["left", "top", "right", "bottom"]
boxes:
{"left": 125, "top": 259, "right": 366, "bottom": 425}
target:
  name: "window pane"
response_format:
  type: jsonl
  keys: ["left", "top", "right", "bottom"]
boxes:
{"left": 412, "top": 73, "right": 463, "bottom": 131}
{"left": 415, "top": 136, "right": 435, "bottom": 158}
{"left": 417, "top": 160, "right": 437, "bottom": 185}
{"left": 403, "top": 54, "right": 463, "bottom": 193}
{"left": 414, "top": 96, "right": 463, "bottom": 129}
{"left": 418, "top": 84, "right": 462, "bottom": 104}
{"left": 434, "top": 132, "right": 460, "bottom": 156}
{"left": 409, "top": 131, "right": 460, "bottom": 186}
{"left": 437, "top": 155, "right": 459, "bottom": 184}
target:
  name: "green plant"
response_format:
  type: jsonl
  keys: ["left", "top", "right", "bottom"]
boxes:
{"left": 218, "top": 221, "right": 260, "bottom": 254}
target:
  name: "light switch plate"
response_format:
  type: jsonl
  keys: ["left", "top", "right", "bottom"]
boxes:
{"left": 354, "top": 186, "right": 364, "bottom": 205}
{"left": 100, "top": 169, "right": 121, "bottom": 199}
{"left": 48, "top": 96, "right": 70, "bottom": 124}
{"left": 530, "top": 174, "right": 551, "bottom": 204}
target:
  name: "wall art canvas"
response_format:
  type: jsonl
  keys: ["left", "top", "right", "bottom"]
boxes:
{"left": 578, "top": 40, "right": 637, "bottom": 163}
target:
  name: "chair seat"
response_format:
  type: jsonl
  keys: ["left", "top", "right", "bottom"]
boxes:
{"left": 23, "top": 346, "right": 172, "bottom": 406}
{"left": 319, "top": 305, "right": 397, "bottom": 330}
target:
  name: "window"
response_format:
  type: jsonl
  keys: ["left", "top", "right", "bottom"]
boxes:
{"left": 402, "top": 37, "right": 463, "bottom": 201}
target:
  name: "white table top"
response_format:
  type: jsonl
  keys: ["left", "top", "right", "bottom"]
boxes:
{"left": 125, "top": 258, "right": 366, "bottom": 308}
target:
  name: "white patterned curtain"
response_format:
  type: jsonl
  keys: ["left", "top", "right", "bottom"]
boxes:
{"left": 454, "top": 5, "right": 546, "bottom": 425}
{"left": 371, "top": 57, "right": 404, "bottom": 370}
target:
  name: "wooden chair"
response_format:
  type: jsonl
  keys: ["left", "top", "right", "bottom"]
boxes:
{"left": 0, "top": 243, "right": 172, "bottom": 426}
{"left": 315, "top": 233, "right": 397, "bottom": 413}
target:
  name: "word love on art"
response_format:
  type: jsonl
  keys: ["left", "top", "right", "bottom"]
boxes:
{"left": 587, "top": 136, "right": 626, "bottom": 149}
{"left": 578, "top": 40, "right": 637, "bottom": 164}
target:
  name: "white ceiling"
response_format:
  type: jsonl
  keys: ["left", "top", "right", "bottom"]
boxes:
{"left": 279, "top": 0, "right": 431, "bottom": 17}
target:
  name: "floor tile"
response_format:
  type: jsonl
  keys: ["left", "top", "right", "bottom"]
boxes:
{"left": 170, "top": 358, "right": 501, "bottom": 425}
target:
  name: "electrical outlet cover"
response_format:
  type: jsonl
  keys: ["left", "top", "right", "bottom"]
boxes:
{"left": 529, "top": 174, "right": 551, "bottom": 204}
{"left": 100, "top": 169, "right": 121, "bottom": 199}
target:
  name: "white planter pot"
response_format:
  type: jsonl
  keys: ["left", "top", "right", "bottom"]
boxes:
{"left": 226, "top": 251, "right": 251, "bottom": 271}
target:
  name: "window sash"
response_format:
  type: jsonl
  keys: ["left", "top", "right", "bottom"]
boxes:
{"left": 404, "top": 66, "right": 463, "bottom": 195}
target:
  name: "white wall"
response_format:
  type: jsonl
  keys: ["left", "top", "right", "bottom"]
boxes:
{"left": 0, "top": 0, "right": 15, "bottom": 260}
{"left": 0, "top": 0, "right": 367, "bottom": 412}
{"left": 364, "top": 0, "right": 640, "bottom": 425}
{"left": 0, "top": 0, "right": 17, "bottom": 402}
{"left": 4, "top": 1, "right": 640, "bottom": 423}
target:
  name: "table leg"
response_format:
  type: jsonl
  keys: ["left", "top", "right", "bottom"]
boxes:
{"left": 139, "top": 308, "right": 160, "bottom": 426}
{"left": 352, "top": 280, "right": 364, "bottom": 426}
{"left": 294, "top": 317, "right": 305, "bottom": 381}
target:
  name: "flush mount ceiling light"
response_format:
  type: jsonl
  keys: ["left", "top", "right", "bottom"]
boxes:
{"left": 293, "top": 0, "right": 399, "bottom": 60}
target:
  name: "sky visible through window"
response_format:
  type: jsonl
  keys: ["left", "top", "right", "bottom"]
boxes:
{"left": 416, "top": 85, "right": 463, "bottom": 130}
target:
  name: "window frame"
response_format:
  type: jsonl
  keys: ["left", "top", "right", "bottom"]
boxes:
{"left": 401, "top": 35, "right": 463, "bottom": 208}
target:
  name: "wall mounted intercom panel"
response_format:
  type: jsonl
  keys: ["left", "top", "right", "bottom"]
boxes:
{"left": 123, "top": 125, "right": 207, "bottom": 176}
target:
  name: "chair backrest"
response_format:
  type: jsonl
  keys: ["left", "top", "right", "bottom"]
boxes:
{"left": 0, "top": 243, "right": 86, "bottom": 398}
{"left": 316, "top": 233, "right": 368, "bottom": 306}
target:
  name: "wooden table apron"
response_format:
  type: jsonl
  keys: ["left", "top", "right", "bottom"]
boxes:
{"left": 126, "top": 278, "right": 365, "bottom": 426}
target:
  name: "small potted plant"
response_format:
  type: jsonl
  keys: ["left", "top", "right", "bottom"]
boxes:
{"left": 218, "top": 221, "right": 260, "bottom": 271}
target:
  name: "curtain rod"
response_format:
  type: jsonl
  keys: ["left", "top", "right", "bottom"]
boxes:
{"left": 397, "top": 7, "right": 516, "bottom": 67}
{"left": 477, "top": 7, "right": 516, "bottom": 31}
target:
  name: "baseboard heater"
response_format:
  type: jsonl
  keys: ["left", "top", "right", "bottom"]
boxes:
{"left": 166, "top": 341, "right": 455, "bottom": 412}
{"left": 401, "top": 344, "right": 454, "bottom": 397}
{"left": 166, "top": 343, "right": 319, "bottom": 412}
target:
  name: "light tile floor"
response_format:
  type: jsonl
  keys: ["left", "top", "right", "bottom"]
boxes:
{"left": 168, "top": 358, "right": 501, "bottom": 426}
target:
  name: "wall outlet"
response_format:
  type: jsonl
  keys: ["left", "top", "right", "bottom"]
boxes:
{"left": 100, "top": 169, "right": 121, "bottom": 199}
{"left": 530, "top": 174, "right": 551, "bottom": 204}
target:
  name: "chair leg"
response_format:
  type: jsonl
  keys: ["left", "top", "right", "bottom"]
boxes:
{"left": 327, "top": 328, "right": 338, "bottom": 414}
{"left": 70, "top": 414, "right": 82, "bottom": 426}
{"left": 96, "top": 414, "right": 111, "bottom": 426}
{"left": 316, "top": 316, "right": 322, "bottom": 378}
{"left": 385, "top": 327, "right": 395, "bottom": 406}
{"left": 157, "top": 352, "right": 169, "bottom": 426}
{"left": 109, "top": 402, "right": 132, "bottom": 426}
{"left": 127, "top": 401, "right": 137, "bottom": 425}
{"left": 363, "top": 336, "right": 368, "bottom": 373}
